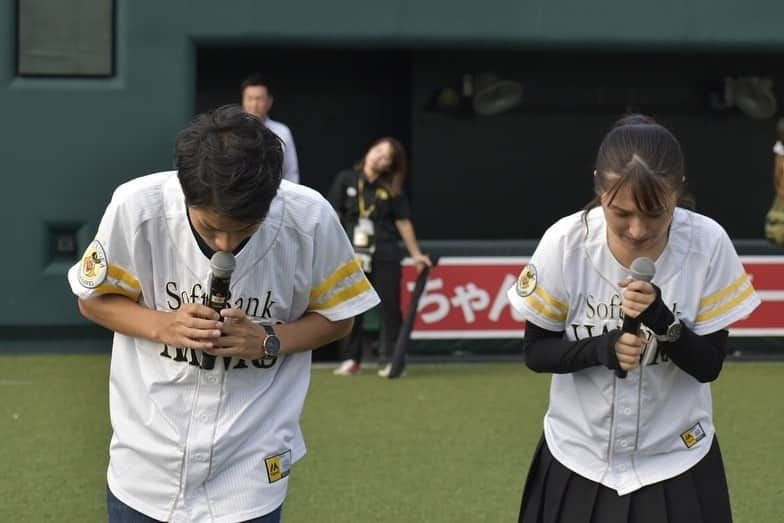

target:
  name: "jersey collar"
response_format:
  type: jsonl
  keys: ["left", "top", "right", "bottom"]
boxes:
{"left": 162, "top": 172, "right": 285, "bottom": 284}
{"left": 583, "top": 206, "right": 691, "bottom": 287}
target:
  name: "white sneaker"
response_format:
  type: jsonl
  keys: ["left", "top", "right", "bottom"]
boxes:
{"left": 377, "top": 364, "right": 405, "bottom": 378}
{"left": 333, "top": 359, "right": 360, "bottom": 376}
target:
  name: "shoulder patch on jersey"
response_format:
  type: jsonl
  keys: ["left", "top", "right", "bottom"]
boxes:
{"left": 264, "top": 449, "right": 292, "bottom": 483}
{"left": 78, "top": 240, "right": 108, "bottom": 289}
{"left": 516, "top": 264, "right": 538, "bottom": 297}
{"left": 680, "top": 422, "right": 705, "bottom": 449}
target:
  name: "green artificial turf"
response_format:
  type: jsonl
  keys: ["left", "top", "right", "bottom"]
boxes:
{"left": 1, "top": 356, "right": 781, "bottom": 522}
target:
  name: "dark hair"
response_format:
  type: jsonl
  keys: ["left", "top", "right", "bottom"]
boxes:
{"left": 354, "top": 137, "right": 408, "bottom": 196}
{"left": 175, "top": 104, "right": 283, "bottom": 223}
{"left": 240, "top": 73, "right": 271, "bottom": 95}
{"left": 583, "top": 114, "right": 694, "bottom": 227}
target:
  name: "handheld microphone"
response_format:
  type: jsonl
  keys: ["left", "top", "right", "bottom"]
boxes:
{"left": 201, "top": 251, "right": 236, "bottom": 370}
{"left": 617, "top": 256, "right": 656, "bottom": 379}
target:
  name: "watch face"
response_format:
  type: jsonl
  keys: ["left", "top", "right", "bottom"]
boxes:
{"left": 669, "top": 322, "right": 682, "bottom": 339}
{"left": 264, "top": 335, "right": 281, "bottom": 356}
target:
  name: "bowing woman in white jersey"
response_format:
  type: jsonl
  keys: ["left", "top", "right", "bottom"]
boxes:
{"left": 507, "top": 114, "right": 760, "bottom": 523}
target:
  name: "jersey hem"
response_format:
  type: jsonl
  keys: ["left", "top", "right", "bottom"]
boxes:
{"left": 107, "top": 475, "right": 174, "bottom": 522}
{"left": 544, "top": 421, "right": 715, "bottom": 496}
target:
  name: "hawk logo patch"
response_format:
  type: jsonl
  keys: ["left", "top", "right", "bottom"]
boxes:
{"left": 78, "top": 240, "right": 107, "bottom": 289}
{"left": 516, "top": 264, "right": 537, "bottom": 297}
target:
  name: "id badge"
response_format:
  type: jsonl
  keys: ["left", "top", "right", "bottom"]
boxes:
{"left": 353, "top": 218, "right": 375, "bottom": 248}
{"left": 356, "top": 252, "right": 373, "bottom": 273}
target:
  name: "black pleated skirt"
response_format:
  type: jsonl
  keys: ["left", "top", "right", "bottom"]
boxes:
{"left": 519, "top": 435, "right": 732, "bottom": 523}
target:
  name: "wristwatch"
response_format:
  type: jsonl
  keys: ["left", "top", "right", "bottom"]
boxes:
{"left": 654, "top": 317, "right": 682, "bottom": 343}
{"left": 262, "top": 324, "right": 281, "bottom": 358}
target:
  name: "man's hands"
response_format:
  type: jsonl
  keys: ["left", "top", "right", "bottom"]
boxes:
{"left": 154, "top": 303, "right": 223, "bottom": 350}
{"left": 208, "top": 308, "right": 268, "bottom": 361}
{"left": 157, "top": 305, "right": 268, "bottom": 360}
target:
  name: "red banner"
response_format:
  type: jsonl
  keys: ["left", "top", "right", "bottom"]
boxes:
{"left": 401, "top": 256, "right": 784, "bottom": 338}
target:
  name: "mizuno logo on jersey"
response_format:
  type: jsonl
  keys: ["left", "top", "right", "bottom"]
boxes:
{"left": 264, "top": 450, "right": 292, "bottom": 483}
{"left": 696, "top": 272, "right": 755, "bottom": 322}
{"left": 680, "top": 422, "right": 705, "bottom": 448}
{"left": 309, "top": 258, "right": 371, "bottom": 311}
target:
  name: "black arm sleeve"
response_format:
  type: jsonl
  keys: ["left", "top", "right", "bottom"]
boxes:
{"left": 658, "top": 326, "right": 729, "bottom": 383}
{"left": 635, "top": 284, "right": 729, "bottom": 382}
{"left": 522, "top": 322, "right": 623, "bottom": 374}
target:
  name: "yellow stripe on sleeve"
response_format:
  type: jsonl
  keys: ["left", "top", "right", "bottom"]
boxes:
{"left": 310, "top": 258, "right": 363, "bottom": 300}
{"left": 696, "top": 285, "right": 755, "bottom": 322}
{"left": 524, "top": 294, "right": 568, "bottom": 322}
{"left": 309, "top": 276, "right": 372, "bottom": 311}
{"left": 93, "top": 283, "right": 141, "bottom": 301}
{"left": 535, "top": 286, "right": 568, "bottom": 313}
{"left": 108, "top": 265, "right": 141, "bottom": 292}
{"left": 699, "top": 273, "right": 748, "bottom": 309}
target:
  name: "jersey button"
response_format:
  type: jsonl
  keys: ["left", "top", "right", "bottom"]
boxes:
{"left": 617, "top": 464, "right": 627, "bottom": 472}
{"left": 623, "top": 407, "right": 632, "bottom": 415}
{"left": 619, "top": 439, "right": 628, "bottom": 448}
{"left": 206, "top": 375, "right": 217, "bottom": 384}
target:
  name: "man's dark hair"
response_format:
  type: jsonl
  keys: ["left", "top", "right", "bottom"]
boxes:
{"left": 240, "top": 73, "right": 271, "bottom": 95}
{"left": 175, "top": 104, "right": 283, "bottom": 223}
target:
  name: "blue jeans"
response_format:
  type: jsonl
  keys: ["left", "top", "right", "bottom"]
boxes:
{"left": 107, "top": 486, "right": 283, "bottom": 522}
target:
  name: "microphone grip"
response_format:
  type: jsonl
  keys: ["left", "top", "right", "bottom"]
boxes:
{"left": 616, "top": 315, "right": 641, "bottom": 379}
{"left": 202, "top": 274, "right": 231, "bottom": 370}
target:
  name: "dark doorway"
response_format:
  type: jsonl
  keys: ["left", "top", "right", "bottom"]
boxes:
{"left": 198, "top": 47, "right": 784, "bottom": 241}
{"left": 197, "top": 48, "right": 412, "bottom": 198}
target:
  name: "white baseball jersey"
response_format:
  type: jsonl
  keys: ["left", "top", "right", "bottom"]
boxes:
{"left": 507, "top": 207, "right": 760, "bottom": 496}
{"left": 265, "top": 118, "right": 299, "bottom": 184}
{"left": 68, "top": 172, "right": 379, "bottom": 522}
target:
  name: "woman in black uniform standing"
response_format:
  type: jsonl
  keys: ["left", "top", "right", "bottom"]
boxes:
{"left": 328, "top": 137, "right": 431, "bottom": 377}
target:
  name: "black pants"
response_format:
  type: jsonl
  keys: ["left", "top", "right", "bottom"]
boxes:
{"left": 339, "top": 258, "right": 402, "bottom": 364}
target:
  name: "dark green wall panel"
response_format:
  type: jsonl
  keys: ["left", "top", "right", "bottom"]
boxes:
{"left": 2, "top": 0, "right": 784, "bottom": 328}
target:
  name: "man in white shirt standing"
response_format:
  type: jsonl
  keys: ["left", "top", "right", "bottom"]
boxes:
{"left": 241, "top": 74, "right": 300, "bottom": 184}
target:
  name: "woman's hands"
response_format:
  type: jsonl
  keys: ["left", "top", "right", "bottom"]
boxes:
{"left": 412, "top": 253, "right": 432, "bottom": 273}
{"left": 614, "top": 279, "right": 657, "bottom": 372}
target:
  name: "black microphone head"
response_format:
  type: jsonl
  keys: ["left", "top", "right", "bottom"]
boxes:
{"left": 210, "top": 251, "right": 236, "bottom": 279}
{"left": 629, "top": 257, "right": 656, "bottom": 282}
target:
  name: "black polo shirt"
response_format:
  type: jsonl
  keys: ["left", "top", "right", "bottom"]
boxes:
{"left": 327, "top": 169, "right": 412, "bottom": 260}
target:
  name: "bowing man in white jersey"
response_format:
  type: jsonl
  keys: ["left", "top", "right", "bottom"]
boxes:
{"left": 507, "top": 114, "right": 760, "bottom": 523}
{"left": 68, "top": 105, "right": 379, "bottom": 522}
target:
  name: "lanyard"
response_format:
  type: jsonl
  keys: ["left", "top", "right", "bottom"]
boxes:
{"left": 357, "top": 179, "right": 376, "bottom": 218}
